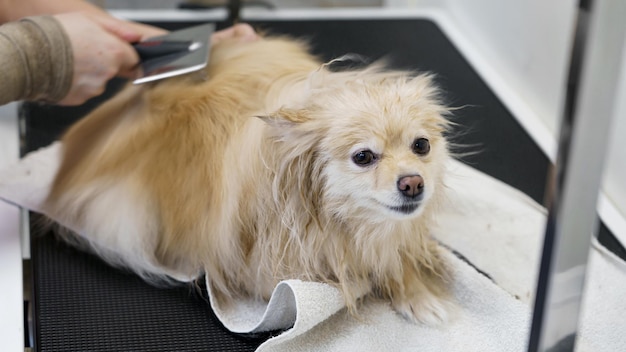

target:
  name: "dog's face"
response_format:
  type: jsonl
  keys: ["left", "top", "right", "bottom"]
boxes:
{"left": 267, "top": 71, "right": 449, "bottom": 223}
{"left": 324, "top": 117, "right": 445, "bottom": 221}
{"left": 321, "top": 75, "right": 449, "bottom": 222}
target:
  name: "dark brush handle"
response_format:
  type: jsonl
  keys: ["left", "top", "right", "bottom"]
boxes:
{"left": 133, "top": 40, "right": 194, "bottom": 61}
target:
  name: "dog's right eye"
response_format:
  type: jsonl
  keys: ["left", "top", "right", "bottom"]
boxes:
{"left": 352, "top": 150, "right": 377, "bottom": 166}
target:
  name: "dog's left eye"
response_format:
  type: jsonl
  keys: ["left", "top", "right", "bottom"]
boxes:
{"left": 412, "top": 138, "right": 430, "bottom": 155}
{"left": 352, "top": 150, "right": 377, "bottom": 166}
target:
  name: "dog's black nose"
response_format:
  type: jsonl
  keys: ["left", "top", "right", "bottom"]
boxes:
{"left": 397, "top": 175, "right": 424, "bottom": 198}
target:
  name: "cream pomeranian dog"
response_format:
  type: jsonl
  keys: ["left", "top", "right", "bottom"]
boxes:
{"left": 45, "top": 29, "right": 454, "bottom": 325}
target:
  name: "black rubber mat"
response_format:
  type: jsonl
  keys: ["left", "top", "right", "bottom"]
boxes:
{"left": 30, "top": 216, "right": 268, "bottom": 352}
{"left": 21, "top": 18, "right": 623, "bottom": 351}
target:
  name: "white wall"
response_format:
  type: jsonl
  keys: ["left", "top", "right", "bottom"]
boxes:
{"left": 443, "top": 0, "right": 577, "bottom": 135}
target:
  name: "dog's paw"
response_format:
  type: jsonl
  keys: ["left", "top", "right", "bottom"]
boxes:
{"left": 392, "top": 290, "right": 454, "bottom": 325}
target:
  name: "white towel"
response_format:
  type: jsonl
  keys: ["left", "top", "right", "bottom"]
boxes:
{"left": 1, "top": 143, "right": 623, "bottom": 352}
{"left": 577, "top": 239, "right": 626, "bottom": 351}
{"left": 249, "top": 250, "right": 531, "bottom": 352}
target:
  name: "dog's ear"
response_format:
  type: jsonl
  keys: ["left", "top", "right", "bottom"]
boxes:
{"left": 257, "top": 108, "right": 324, "bottom": 151}
{"left": 257, "top": 108, "right": 309, "bottom": 127}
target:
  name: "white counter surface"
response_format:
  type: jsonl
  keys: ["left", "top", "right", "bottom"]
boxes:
{"left": 0, "top": 102, "right": 23, "bottom": 352}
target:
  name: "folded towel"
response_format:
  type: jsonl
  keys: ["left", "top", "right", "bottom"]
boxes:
{"left": 1, "top": 143, "right": 623, "bottom": 352}
{"left": 577, "top": 239, "right": 626, "bottom": 351}
{"left": 249, "top": 249, "right": 530, "bottom": 352}
{"left": 0, "top": 142, "right": 61, "bottom": 212}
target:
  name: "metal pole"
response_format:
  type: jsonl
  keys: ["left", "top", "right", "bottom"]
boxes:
{"left": 528, "top": 0, "right": 626, "bottom": 351}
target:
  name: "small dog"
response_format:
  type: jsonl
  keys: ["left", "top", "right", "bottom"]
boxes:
{"left": 45, "top": 34, "right": 454, "bottom": 324}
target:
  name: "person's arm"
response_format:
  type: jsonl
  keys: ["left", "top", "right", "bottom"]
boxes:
{"left": 0, "top": 13, "right": 142, "bottom": 106}
{"left": 0, "top": 0, "right": 99, "bottom": 22}
{"left": 0, "top": 12, "right": 260, "bottom": 107}
{"left": 0, "top": 16, "right": 73, "bottom": 105}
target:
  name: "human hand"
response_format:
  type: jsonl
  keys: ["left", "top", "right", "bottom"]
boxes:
{"left": 54, "top": 12, "right": 142, "bottom": 106}
{"left": 212, "top": 23, "right": 259, "bottom": 45}
{"left": 90, "top": 13, "right": 168, "bottom": 41}
{"left": 55, "top": 14, "right": 258, "bottom": 106}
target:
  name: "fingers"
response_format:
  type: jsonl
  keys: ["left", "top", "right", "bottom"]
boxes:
{"left": 56, "top": 16, "right": 260, "bottom": 105}
{"left": 55, "top": 12, "right": 141, "bottom": 105}
{"left": 91, "top": 14, "right": 143, "bottom": 43}
{"left": 114, "top": 38, "right": 141, "bottom": 74}
{"left": 212, "top": 23, "right": 259, "bottom": 45}
{"left": 117, "top": 66, "right": 142, "bottom": 80}
{"left": 93, "top": 14, "right": 168, "bottom": 42}
{"left": 125, "top": 21, "right": 168, "bottom": 40}
{"left": 89, "top": 16, "right": 165, "bottom": 79}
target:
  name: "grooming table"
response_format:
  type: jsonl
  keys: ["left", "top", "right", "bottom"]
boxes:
{"left": 18, "top": 10, "right": 624, "bottom": 351}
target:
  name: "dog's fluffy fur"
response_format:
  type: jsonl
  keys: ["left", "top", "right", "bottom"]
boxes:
{"left": 45, "top": 35, "right": 454, "bottom": 324}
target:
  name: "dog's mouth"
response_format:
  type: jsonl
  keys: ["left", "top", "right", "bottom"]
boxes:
{"left": 387, "top": 202, "right": 421, "bottom": 214}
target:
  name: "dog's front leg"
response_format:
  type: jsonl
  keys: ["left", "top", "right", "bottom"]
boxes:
{"left": 390, "top": 248, "right": 453, "bottom": 325}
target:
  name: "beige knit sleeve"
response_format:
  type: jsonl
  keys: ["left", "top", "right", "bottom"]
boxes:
{"left": 0, "top": 16, "right": 74, "bottom": 105}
